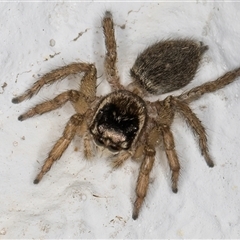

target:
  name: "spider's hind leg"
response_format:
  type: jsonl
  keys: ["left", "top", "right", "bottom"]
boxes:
{"left": 173, "top": 98, "right": 214, "bottom": 167}
{"left": 102, "top": 11, "right": 124, "bottom": 90}
{"left": 179, "top": 67, "right": 240, "bottom": 103}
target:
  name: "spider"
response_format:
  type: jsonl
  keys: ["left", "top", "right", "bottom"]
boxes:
{"left": 12, "top": 11, "right": 240, "bottom": 220}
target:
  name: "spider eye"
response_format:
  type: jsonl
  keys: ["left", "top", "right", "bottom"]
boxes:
{"left": 94, "top": 138, "right": 104, "bottom": 146}
{"left": 108, "top": 145, "right": 120, "bottom": 153}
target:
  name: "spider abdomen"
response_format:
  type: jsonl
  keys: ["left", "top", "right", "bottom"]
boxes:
{"left": 130, "top": 39, "right": 208, "bottom": 95}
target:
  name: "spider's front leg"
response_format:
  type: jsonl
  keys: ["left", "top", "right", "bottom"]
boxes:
{"left": 160, "top": 125, "right": 180, "bottom": 193}
{"left": 13, "top": 63, "right": 98, "bottom": 182}
{"left": 132, "top": 107, "right": 181, "bottom": 219}
{"left": 102, "top": 11, "right": 124, "bottom": 91}
{"left": 34, "top": 113, "right": 84, "bottom": 184}
{"left": 132, "top": 145, "right": 155, "bottom": 220}
{"left": 132, "top": 125, "right": 163, "bottom": 219}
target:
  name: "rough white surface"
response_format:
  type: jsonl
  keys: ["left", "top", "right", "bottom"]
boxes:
{"left": 1, "top": 2, "right": 240, "bottom": 239}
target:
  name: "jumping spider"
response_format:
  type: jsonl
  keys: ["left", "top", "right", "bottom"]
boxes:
{"left": 12, "top": 11, "right": 240, "bottom": 220}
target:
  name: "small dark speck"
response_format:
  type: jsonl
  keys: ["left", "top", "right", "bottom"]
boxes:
{"left": 120, "top": 24, "right": 126, "bottom": 29}
{"left": 92, "top": 194, "right": 100, "bottom": 198}
{"left": 1, "top": 82, "right": 7, "bottom": 90}
{"left": 73, "top": 28, "right": 89, "bottom": 41}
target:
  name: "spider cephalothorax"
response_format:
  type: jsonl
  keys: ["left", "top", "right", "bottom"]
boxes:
{"left": 90, "top": 90, "right": 147, "bottom": 152}
{"left": 12, "top": 11, "right": 240, "bottom": 220}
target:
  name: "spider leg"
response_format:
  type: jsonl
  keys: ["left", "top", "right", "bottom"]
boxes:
{"left": 173, "top": 98, "right": 214, "bottom": 167}
{"left": 12, "top": 63, "right": 95, "bottom": 103}
{"left": 102, "top": 11, "right": 124, "bottom": 90}
{"left": 18, "top": 90, "right": 80, "bottom": 121}
{"left": 34, "top": 113, "right": 83, "bottom": 184}
{"left": 83, "top": 132, "right": 95, "bottom": 159}
{"left": 111, "top": 151, "right": 132, "bottom": 168}
{"left": 17, "top": 65, "right": 97, "bottom": 120}
{"left": 161, "top": 125, "right": 180, "bottom": 193}
{"left": 132, "top": 146, "right": 155, "bottom": 220}
{"left": 178, "top": 67, "right": 240, "bottom": 103}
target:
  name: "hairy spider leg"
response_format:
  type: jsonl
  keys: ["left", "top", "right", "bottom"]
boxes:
{"left": 17, "top": 90, "right": 80, "bottom": 121}
{"left": 173, "top": 98, "right": 214, "bottom": 167}
{"left": 15, "top": 65, "right": 97, "bottom": 120}
{"left": 34, "top": 114, "right": 83, "bottom": 184}
{"left": 161, "top": 125, "right": 181, "bottom": 193}
{"left": 132, "top": 145, "right": 155, "bottom": 220}
{"left": 13, "top": 63, "right": 98, "bottom": 182}
{"left": 132, "top": 125, "right": 164, "bottom": 219}
{"left": 111, "top": 151, "right": 132, "bottom": 168}
{"left": 178, "top": 67, "right": 240, "bottom": 103}
{"left": 12, "top": 63, "right": 95, "bottom": 104}
{"left": 102, "top": 11, "right": 124, "bottom": 91}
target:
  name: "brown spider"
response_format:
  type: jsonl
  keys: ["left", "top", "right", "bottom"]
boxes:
{"left": 12, "top": 11, "right": 240, "bottom": 220}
